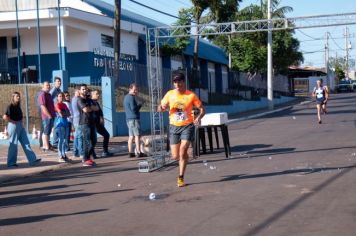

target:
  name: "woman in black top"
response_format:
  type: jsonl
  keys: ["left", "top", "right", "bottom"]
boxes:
{"left": 3, "top": 92, "right": 41, "bottom": 167}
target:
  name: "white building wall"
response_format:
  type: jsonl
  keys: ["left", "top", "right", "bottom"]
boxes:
{"left": 65, "top": 25, "right": 89, "bottom": 53}
{"left": 6, "top": 26, "right": 59, "bottom": 56}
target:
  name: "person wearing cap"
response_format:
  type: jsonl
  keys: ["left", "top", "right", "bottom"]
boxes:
{"left": 158, "top": 72, "right": 205, "bottom": 187}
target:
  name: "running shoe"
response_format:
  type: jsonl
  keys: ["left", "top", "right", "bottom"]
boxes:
{"left": 29, "top": 159, "right": 42, "bottom": 166}
{"left": 83, "top": 160, "right": 94, "bottom": 166}
{"left": 177, "top": 177, "right": 185, "bottom": 187}
{"left": 58, "top": 157, "right": 66, "bottom": 163}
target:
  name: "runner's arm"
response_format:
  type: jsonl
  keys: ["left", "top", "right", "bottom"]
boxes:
{"left": 193, "top": 106, "right": 205, "bottom": 126}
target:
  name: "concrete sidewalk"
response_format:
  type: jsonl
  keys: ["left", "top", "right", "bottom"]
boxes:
{"left": 0, "top": 97, "right": 307, "bottom": 184}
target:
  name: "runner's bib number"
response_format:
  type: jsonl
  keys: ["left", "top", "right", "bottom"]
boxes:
{"left": 173, "top": 112, "right": 187, "bottom": 122}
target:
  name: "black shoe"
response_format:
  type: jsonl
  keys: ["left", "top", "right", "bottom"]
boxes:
{"left": 101, "top": 152, "right": 114, "bottom": 158}
{"left": 318, "top": 120, "right": 322, "bottom": 124}
{"left": 136, "top": 152, "right": 147, "bottom": 158}
{"left": 128, "top": 153, "right": 135, "bottom": 158}
{"left": 63, "top": 155, "right": 70, "bottom": 162}
{"left": 8, "top": 164, "right": 18, "bottom": 168}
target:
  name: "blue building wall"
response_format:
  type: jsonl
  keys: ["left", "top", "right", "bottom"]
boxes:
{"left": 200, "top": 60, "right": 208, "bottom": 89}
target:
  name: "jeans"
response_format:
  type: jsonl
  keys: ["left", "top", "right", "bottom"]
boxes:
{"left": 77, "top": 124, "right": 91, "bottom": 161}
{"left": 7, "top": 121, "right": 37, "bottom": 166}
{"left": 66, "top": 122, "right": 72, "bottom": 150}
{"left": 73, "top": 124, "right": 82, "bottom": 157}
{"left": 89, "top": 126, "right": 97, "bottom": 158}
{"left": 56, "top": 126, "right": 69, "bottom": 157}
{"left": 96, "top": 124, "right": 110, "bottom": 152}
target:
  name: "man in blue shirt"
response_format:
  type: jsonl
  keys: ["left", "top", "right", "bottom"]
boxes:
{"left": 123, "top": 83, "right": 146, "bottom": 158}
{"left": 50, "top": 76, "right": 62, "bottom": 146}
{"left": 71, "top": 85, "right": 81, "bottom": 157}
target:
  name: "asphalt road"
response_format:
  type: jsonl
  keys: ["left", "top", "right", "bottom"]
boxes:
{"left": 1, "top": 93, "right": 356, "bottom": 236}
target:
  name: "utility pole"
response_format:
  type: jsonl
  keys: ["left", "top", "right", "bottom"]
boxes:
{"left": 345, "top": 27, "right": 349, "bottom": 79}
{"left": 114, "top": 0, "right": 121, "bottom": 81}
{"left": 324, "top": 32, "right": 329, "bottom": 87}
{"left": 36, "top": 0, "right": 42, "bottom": 82}
{"left": 267, "top": 0, "right": 273, "bottom": 110}
{"left": 15, "top": 0, "right": 21, "bottom": 83}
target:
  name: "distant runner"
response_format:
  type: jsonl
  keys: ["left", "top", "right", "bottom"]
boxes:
{"left": 158, "top": 72, "right": 205, "bottom": 187}
{"left": 312, "top": 79, "right": 329, "bottom": 124}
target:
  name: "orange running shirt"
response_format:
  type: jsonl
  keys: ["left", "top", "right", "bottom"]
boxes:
{"left": 161, "top": 89, "right": 202, "bottom": 126}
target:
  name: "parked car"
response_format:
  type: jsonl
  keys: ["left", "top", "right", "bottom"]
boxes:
{"left": 336, "top": 80, "right": 353, "bottom": 93}
{"left": 351, "top": 80, "right": 356, "bottom": 90}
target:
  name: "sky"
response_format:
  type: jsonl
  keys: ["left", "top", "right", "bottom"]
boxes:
{"left": 102, "top": 0, "right": 356, "bottom": 69}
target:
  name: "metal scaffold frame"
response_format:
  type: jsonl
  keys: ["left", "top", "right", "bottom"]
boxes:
{"left": 139, "top": 12, "right": 356, "bottom": 172}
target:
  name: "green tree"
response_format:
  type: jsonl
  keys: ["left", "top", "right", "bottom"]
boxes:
{"left": 212, "top": 0, "right": 302, "bottom": 74}
{"left": 161, "top": 8, "right": 192, "bottom": 59}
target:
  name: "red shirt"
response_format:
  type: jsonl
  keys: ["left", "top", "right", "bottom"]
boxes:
{"left": 39, "top": 91, "right": 56, "bottom": 119}
{"left": 55, "top": 102, "right": 70, "bottom": 118}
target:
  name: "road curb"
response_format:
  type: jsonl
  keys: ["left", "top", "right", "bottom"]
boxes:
{"left": 0, "top": 163, "right": 68, "bottom": 184}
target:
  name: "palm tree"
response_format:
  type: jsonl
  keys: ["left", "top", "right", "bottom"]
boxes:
{"left": 190, "top": 0, "right": 209, "bottom": 85}
{"left": 246, "top": 0, "right": 293, "bottom": 18}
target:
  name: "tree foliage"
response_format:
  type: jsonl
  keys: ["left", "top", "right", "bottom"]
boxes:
{"left": 211, "top": 0, "right": 303, "bottom": 74}
{"left": 161, "top": 8, "right": 192, "bottom": 56}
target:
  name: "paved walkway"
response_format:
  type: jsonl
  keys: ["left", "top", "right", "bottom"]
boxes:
{"left": 0, "top": 98, "right": 305, "bottom": 183}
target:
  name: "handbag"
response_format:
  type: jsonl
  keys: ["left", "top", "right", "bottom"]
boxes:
{"left": 55, "top": 113, "right": 68, "bottom": 128}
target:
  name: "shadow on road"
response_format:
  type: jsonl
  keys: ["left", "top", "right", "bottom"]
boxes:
{"left": 0, "top": 189, "right": 134, "bottom": 209}
{"left": 240, "top": 163, "right": 356, "bottom": 236}
{"left": 0, "top": 209, "right": 108, "bottom": 226}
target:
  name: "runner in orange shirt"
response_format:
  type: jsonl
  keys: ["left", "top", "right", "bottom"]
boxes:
{"left": 158, "top": 72, "right": 205, "bottom": 187}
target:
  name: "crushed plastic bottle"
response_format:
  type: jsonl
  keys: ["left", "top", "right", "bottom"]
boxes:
{"left": 117, "top": 184, "right": 121, "bottom": 187}
{"left": 209, "top": 165, "right": 216, "bottom": 170}
{"left": 292, "top": 116, "right": 296, "bottom": 120}
{"left": 203, "top": 160, "right": 208, "bottom": 166}
{"left": 268, "top": 156, "right": 272, "bottom": 160}
{"left": 149, "top": 193, "right": 156, "bottom": 200}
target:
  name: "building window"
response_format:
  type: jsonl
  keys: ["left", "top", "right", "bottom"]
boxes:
{"left": 101, "top": 34, "right": 113, "bottom": 48}
{"left": 12, "top": 36, "right": 20, "bottom": 49}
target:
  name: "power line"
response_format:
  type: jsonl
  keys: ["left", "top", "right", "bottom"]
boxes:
{"left": 329, "top": 33, "right": 346, "bottom": 51}
{"left": 301, "top": 49, "right": 325, "bottom": 54}
{"left": 297, "top": 29, "right": 321, "bottom": 40}
{"left": 299, "top": 35, "right": 356, "bottom": 42}
{"left": 172, "top": 0, "right": 191, "bottom": 7}
{"left": 128, "top": 0, "right": 180, "bottom": 20}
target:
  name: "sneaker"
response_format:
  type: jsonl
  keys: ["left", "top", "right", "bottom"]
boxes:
{"left": 128, "top": 153, "right": 135, "bottom": 158}
{"left": 83, "top": 160, "right": 94, "bottom": 166}
{"left": 29, "top": 159, "right": 42, "bottom": 166}
{"left": 101, "top": 151, "right": 114, "bottom": 158}
{"left": 58, "top": 157, "right": 66, "bottom": 163}
{"left": 177, "top": 177, "right": 185, "bottom": 187}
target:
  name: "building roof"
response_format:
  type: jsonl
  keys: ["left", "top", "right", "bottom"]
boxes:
{"left": 288, "top": 66, "right": 327, "bottom": 78}
{"left": 83, "top": 0, "right": 228, "bottom": 65}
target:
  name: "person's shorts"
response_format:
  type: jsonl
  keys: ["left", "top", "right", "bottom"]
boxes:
{"left": 127, "top": 119, "right": 141, "bottom": 136}
{"left": 316, "top": 98, "right": 326, "bottom": 105}
{"left": 42, "top": 118, "right": 54, "bottom": 135}
{"left": 169, "top": 123, "right": 195, "bottom": 145}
